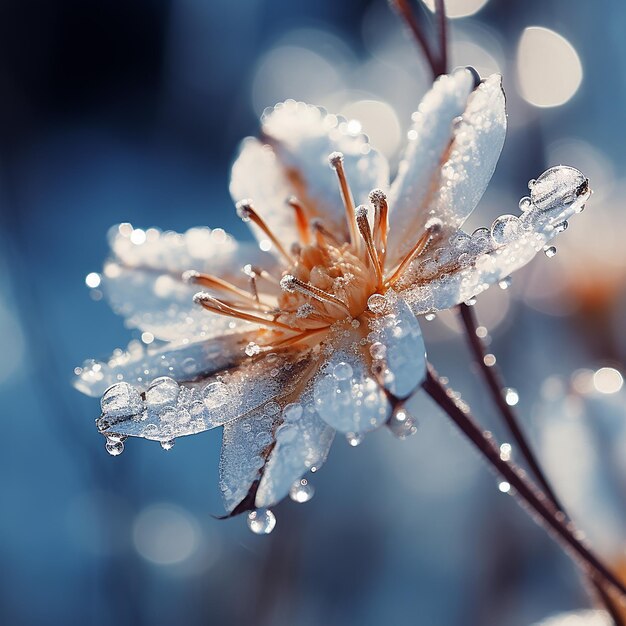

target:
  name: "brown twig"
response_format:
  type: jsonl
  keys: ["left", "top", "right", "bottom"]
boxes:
{"left": 457, "top": 303, "right": 624, "bottom": 625}
{"left": 423, "top": 364, "right": 626, "bottom": 599}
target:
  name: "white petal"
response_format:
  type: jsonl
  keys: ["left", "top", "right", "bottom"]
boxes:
{"left": 218, "top": 350, "right": 328, "bottom": 512}
{"left": 74, "top": 334, "right": 245, "bottom": 398}
{"left": 103, "top": 225, "right": 277, "bottom": 341}
{"left": 401, "top": 167, "right": 590, "bottom": 313}
{"left": 313, "top": 324, "right": 391, "bottom": 434}
{"left": 367, "top": 294, "right": 426, "bottom": 399}
{"left": 260, "top": 100, "right": 389, "bottom": 240}
{"left": 255, "top": 391, "right": 334, "bottom": 509}
{"left": 230, "top": 137, "right": 300, "bottom": 253}
{"left": 95, "top": 350, "right": 314, "bottom": 444}
{"left": 387, "top": 71, "right": 506, "bottom": 266}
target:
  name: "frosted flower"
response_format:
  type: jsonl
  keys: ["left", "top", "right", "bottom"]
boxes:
{"left": 75, "top": 68, "right": 590, "bottom": 517}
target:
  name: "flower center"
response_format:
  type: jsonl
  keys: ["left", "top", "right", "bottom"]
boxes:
{"left": 190, "top": 150, "right": 440, "bottom": 352}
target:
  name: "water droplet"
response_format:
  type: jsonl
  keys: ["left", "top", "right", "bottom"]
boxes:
{"left": 247, "top": 509, "right": 276, "bottom": 535}
{"left": 245, "top": 342, "right": 260, "bottom": 357}
{"left": 282, "top": 403, "right": 303, "bottom": 422}
{"left": 484, "top": 354, "right": 496, "bottom": 367}
{"left": 388, "top": 408, "right": 418, "bottom": 439}
{"left": 498, "top": 481, "right": 511, "bottom": 493}
{"left": 500, "top": 443, "right": 512, "bottom": 461}
{"left": 160, "top": 439, "right": 175, "bottom": 451}
{"left": 105, "top": 438, "right": 124, "bottom": 456}
{"left": 544, "top": 245, "right": 557, "bottom": 257}
{"left": 527, "top": 178, "right": 536, "bottom": 190}
{"left": 333, "top": 362, "right": 353, "bottom": 381}
{"left": 367, "top": 293, "right": 389, "bottom": 314}
{"left": 530, "top": 166, "right": 588, "bottom": 212}
{"left": 424, "top": 313, "right": 437, "bottom": 321}
{"left": 464, "top": 297, "right": 477, "bottom": 306}
{"left": 491, "top": 215, "right": 522, "bottom": 245}
{"left": 101, "top": 382, "right": 143, "bottom": 418}
{"left": 504, "top": 388, "right": 519, "bottom": 406}
{"left": 346, "top": 432, "right": 364, "bottom": 447}
{"left": 554, "top": 221, "right": 568, "bottom": 233}
{"left": 498, "top": 276, "right": 512, "bottom": 290}
{"left": 518, "top": 196, "right": 532, "bottom": 211}
{"left": 289, "top": 478, "right": 315, "bottom": 503}
{"left": 369, "top": 342, "right": 387, "bottom": 360}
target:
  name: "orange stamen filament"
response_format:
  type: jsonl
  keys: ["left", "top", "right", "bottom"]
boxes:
{"left": 369, "top": 189, "right": 389, "bottom": 263}
{"left": 328, "top": 152, "right": 359, "bottom": 252}
{"left": 236, "top": 200, "right": 293, "bottom": 265}
{"left": 280, "top": 274, "right": 351, "bottom": 315}
{"left": 185, "top": 271, "right": 258, "bottom": 303}
{"left": 355, "top": 205, "right": 383, "bottom": 288}
{"left": 194, "top": 292, "right": 295, "bottom": 331}
{"left": 287, "top": 196, "right": 312, "bottom": 245}
{"left": 385, "top": 224, "right": 441, "bottom": 287}
{"left": 312, "top": 219, "right": 342, "bottom": 248}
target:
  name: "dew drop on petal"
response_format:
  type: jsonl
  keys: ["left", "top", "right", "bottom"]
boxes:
{"left": 369, "top": 342, "right": 387, "bottom": 360}
{"left": 530, "top": 166, "right": 588, "bottom": 211}
{"left": 333, "top": 362, "right": 353, "bottom": 381}
{"left": 282, "top": 403, "right": 303, "bottom": 422}
{"left": 247, "top": 509, "right": 276, "bottom": 535}
{"left": 544, "top": 245, "right": 557, "bottom": 258}
{"left": 554, "top": 221, "right": 568, "bottom": 233}
{"left": 105, "top": 438, "right": 124, "bottom": 456}
{"left": 424, "top": 313, "right": 437, "bottom": 321}
{"left": 367, "top": 293, "right": 389, "bottom": 314}
{"left": 491, "top": 215, "right": 522, "bottom": 245}
{"left": 518, "top": 196, "right": 532, "bottom": 211}
{"left": 289, "top": 478, "right": 315, "bottom": 503}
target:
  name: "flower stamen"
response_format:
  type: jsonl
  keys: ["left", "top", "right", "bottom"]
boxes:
{"left": 193, "top": 292, "right": 295, "bottom": 331}
{"left": 311, "top": 219, "right": 342, "bottom": 248}
{"left": 184, "top": 270, "right": 259, "bottom": 304}
{"left": 280, "top": 274, "right": 351, "bottom": 315}
{"left": 385, "top": 219, "right": 443, "bottom": 287}
{"left": 236, "top": 199, "right": 293, "bottom": 265}
{"left": 355, "top": 205, "right": 383, "bottom": 288}
{"left": 287, "top": 196, "right": 312, "bottom": 245}
{"left": 328, "top": 152, "right": 359, "bottom": 252}
{"left": 369, "top": 189, "right": 389, "bottom": 262}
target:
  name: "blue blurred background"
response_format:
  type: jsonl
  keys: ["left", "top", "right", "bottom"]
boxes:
{"left": 2, "top": 1, "right": 626, "bottom": 624}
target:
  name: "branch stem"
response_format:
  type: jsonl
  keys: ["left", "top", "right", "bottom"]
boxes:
{"left": 457, "top": 303, "right": 624, "bottom": 625}
{"left": 423, "top": 364, "right": 626, "bottom": 600}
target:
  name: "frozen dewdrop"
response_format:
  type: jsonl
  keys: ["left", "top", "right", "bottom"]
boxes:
{"left": 282, "top": 403, "right": 303, "bottom": 422}
{"left": 500, "top": 443, "right": 512, "bottom": 461}
{"left": 491, "top": 215, "right": 522, "bottom": 245}
{"left": 146, "top": 377, "right": 179, "bottom": 409}
{"left": 247, "top": 509, "right": 276, "bottom": 535}
{"left": 235, "top": 199, "right": 253, "bottom": 222}
{"left": 554, "top": 221, "right": 568, "bottom": 233}
{"left": 504, "top": 388, "right": 519, "bottom": 406}
{"left": 518, "top": 196, "right": 532, "bottom": 211}
{"left": 333, "top": 362, "right": 353, "bottom": 381}
{"left": 289, "top": 478, "right": 315, "bottom": 503}
{"left": 530, "top": 166, "right": 588, "bottom": 212}
{"left": 424, "top": 313, "right": 437, "bottom": 321}
{"left": 105, "top": 437, "right": 124, "bottom": 456}
{"left": 544, "top": 245, "right": 557, "bottom": 257}
{"left": 369, "top": 342, "right": 387, "bottom": 360}
{"left": 464, "top": 297, "right": 477, "bottom": 306}
{"left": 498, "top": 276, "right": 512, "bottom": 290}
{"left": 245, "top": 342, "right": 260, "bottom": 357}
{"left": 160, "top": 439, "right": 175, "bottom": 451}
{"left": 388, "top": 409, "right": 418, "bottom": 439}
{"left": 346, "top": 432, "right": 364, "bottom": 447}
{"left": 367, "top": 293, "right": 389, "bottom": 314}
{"left": 101, "top": 382, "right": 143, "bottom": 418}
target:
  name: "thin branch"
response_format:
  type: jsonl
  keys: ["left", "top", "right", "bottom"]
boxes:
{"left": 423, "top": 364, "right": 626, "bottom": 599}
{"left": 457, "top": 303, "right": 624, "bottom": 625}
{"left": 458, "top": 303, "right": 566, "bottom": 511}
{"left": 389, "top": 0, "right": 441, "bottom": 79}
{"left": 434, "top": 0, "right": 448, "bottom": 74}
